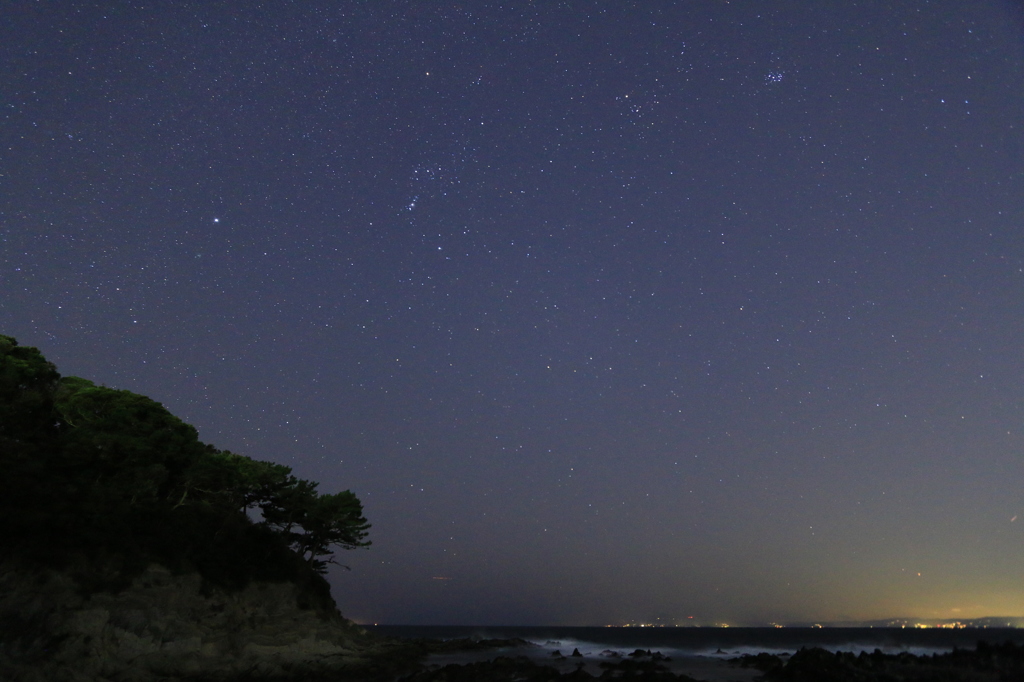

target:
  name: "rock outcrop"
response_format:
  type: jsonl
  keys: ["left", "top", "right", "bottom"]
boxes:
{"left": 0, "top": 560, "right": 390, "bottom": 682}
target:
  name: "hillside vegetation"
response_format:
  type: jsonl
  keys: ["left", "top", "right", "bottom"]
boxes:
{"left": 0, "top": 335, "right": 369, "bottom": 596}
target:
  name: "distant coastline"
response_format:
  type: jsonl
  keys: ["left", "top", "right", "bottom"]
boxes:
{"left": 609, "top": 616, "right": 1024, "bottom": 629}
{"left": 368, "top": 616, "right": 1024, "bottom": 630}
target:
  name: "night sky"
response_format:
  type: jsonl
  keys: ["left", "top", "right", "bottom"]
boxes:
{"left": 4, "top": 1, "right": 1024, "bottom": 626}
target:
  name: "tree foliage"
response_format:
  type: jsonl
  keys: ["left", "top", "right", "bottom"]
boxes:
{"left": 0, "top": 335, "right": 369, "bottom": 585}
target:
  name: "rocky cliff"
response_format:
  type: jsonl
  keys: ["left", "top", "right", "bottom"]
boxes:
{"left": 0, "top": 560, "right": 394, "bottom": 682}
{"left": 0, "top": 337, "right": 394, "bottom": 680}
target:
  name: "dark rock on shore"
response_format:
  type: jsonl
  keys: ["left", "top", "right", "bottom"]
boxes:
{"left": 598, "top": 657, "right": 693, "bottom": 680}
{"left": 733, "top": 641, "right": 1024, "bottom": 682}
{"left": 733, "top": 651, "right": 785, "bottom": 673}
{"left": 625, "top": 649, "right": 671, "bottom": 662}
{"left": 401, "top": 656, "right": 567, "bottom": 682}
{"left": 400, "top": 654, "right": 703, "bottom": 682}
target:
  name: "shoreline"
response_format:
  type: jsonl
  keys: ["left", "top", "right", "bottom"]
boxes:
{"left": 370, "top": 624, "right": 1024, "bottom": 658}
{"left": 388, "top": 633, "right": 1024, "bottom": 682}
{"left": 419, "top": 645, "right": 762, "bottom": 682}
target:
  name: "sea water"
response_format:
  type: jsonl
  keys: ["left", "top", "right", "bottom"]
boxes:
{"left": 368, "top": 625, "right": 1024, "bottom": 659}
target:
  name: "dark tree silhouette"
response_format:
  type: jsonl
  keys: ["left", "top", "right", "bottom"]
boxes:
{"left": 0, "top": 335, "right": 369, "bottom": 581}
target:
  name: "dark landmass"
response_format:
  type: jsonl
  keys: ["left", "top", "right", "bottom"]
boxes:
{"left": 0, "top": 336, "right": 389, "bottom": 680}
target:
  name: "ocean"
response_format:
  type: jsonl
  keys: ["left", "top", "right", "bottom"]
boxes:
{"left": 368, "top": 625, "right": 1024, "bottom": 659}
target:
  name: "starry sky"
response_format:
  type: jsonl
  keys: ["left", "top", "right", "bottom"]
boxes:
{"left": 3, "top": 1, "right": 1024, "bottom": 626}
